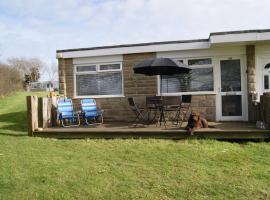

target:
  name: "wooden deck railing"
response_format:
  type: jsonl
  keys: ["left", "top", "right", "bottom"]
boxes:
{"left": 26, "top": 96, "right": 58, "bottom": 136}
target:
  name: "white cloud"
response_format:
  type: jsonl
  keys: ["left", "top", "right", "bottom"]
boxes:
{"left": 0, "top": 0, "right": 270, "bottom": 80}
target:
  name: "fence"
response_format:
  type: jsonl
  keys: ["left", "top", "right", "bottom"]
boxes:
{"left": 26, "top": 96, "right": 58, "bottom": 136}
{"left": 250, "top": 93, "right": 270, "bottom": 128}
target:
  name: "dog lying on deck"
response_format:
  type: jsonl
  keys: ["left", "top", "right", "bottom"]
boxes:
{"left": 186, "top": 111, "right": 208, "bottom": 135}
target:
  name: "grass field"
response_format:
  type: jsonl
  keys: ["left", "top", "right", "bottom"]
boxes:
{"left": 0, "top": 92, "right": 270, "bottom": 200}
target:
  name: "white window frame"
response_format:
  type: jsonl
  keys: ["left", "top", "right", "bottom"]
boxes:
{"left": 262, "top": 65, "right": 270, "bottom": 92}
{"left": 158, "top": 57, "right": 216, "bottom": 96}
{"left": 74, "top": 62, "right": 124, "bottom": 98}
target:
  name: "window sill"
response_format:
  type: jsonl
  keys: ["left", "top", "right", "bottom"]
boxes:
{"left": 159, "top": 91, "right": 217, "bottom": 96}
{"left": 73, "top": 95, "right": 125, "bottom": 99}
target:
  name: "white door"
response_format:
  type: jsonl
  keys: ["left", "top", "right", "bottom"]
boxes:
{"left": 216, "top": 57, "right": 248, "bottom": 121}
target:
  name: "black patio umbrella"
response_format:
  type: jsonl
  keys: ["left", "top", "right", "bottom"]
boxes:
{"left": 134, "top": 57, "right": 191, "bottom": 94}
{"left": 133, "top": 57, "right": 191, "bottom": 126}
{"left": 133, "top": 57, "right": 190, "bottom": 76}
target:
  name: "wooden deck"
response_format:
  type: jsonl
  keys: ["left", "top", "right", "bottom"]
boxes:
{"left": 33, "top": 122, "right": 270, "bottom": 140}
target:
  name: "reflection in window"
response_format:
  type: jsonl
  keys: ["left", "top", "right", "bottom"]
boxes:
{"left": 76, "top": 65, "right": 96, "bottom": 72}
{"left": 222, "top": 95, "right": 242, "bottom": 116}
{"left": 188, "top": 58, "right": 212, "bottom": 65}
{"left": 100, "top": 64, "right": 121, "bottom": 71}
{"left": 76, "top": 73, "right": 122, "bottom": 96}
{"left": 264, "top": 75, "right": 269, "bottom": 90}
{"left": 161, "top": 68, "right": 214, "bottom": 93}
{"left": 220, "top": 60, "right": 241, "bottom": 92}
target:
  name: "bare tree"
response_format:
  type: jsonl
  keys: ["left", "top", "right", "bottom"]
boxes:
{"left": 8, "top": 57, "right": 44, "bottom": 81}
{"left": 7, "top": 57, "right": 45, "bottom": 91}
{"left": 0, "top": 63, "right": 22, "bottom": 96}
{"left": 44, "top": 62, "right": 58, "bottom": 82}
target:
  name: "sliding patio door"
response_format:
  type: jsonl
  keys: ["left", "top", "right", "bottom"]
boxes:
{"left": 216, "top": 58, "right": 248, "bottom": 121}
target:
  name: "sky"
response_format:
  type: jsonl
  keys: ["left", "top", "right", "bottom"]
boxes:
{"left": 0, "top": 0, "right": 270, "bottom": 80}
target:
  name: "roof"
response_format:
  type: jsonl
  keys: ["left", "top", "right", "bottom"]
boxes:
{"left": 210, "top": 29, "right": 270, "bottom": 36}
{"left": 56, "top": 29, "right": 270, "bottom": 58}
{"left": 56, "top": 39, "right": 208, "bottom": 53}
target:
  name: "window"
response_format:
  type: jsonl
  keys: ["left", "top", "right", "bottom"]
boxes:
{"left": 188, "top": 58, "right": 212, "bottom": 66}
{"left": 75, "top": 63, "right": 123, "bottom": 97}
{"left": 263, "top": 63, "right": 270, "bottom": 91}
{"left": 77, "top": 65, "right": 96, "bottom": 72}
{"left": 264, "top": 75, "right": 269, "bottom": 90}
{"left": 161, "top": 58, "right": 214, "bottom": 94}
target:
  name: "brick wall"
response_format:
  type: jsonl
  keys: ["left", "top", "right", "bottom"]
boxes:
{"left": 58, "top": 53, "right": 157, "bottom": 122}
{"left": 58, "top": 53, "right": 216, "bottom": 122}
{"left": 58, "top": 58, "right": 67, "bottom": 96}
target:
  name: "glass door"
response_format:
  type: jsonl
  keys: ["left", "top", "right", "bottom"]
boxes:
{"left": 217, "top": 58, "right": 247, "bottom": 121}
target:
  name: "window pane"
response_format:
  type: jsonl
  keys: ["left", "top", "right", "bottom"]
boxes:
{"left": 77, "top": 65, "right": 96, "bottom": 72}
{"left": 221, "top": 60, "right": 241, "bottom": 92}
{"left": 99, "top": 73, "right": 122, "bottom": 95}
{"left": 222, "top": 95, "right": 242, "bottom": 116}
{"left": 177, "top": 60, "right": 184, "bottom": 63}
{"left": 188, "top": 58, "right": 212, "bottom": 65}
{"left": 76, "top": 74, "right": 99, "bottom": 95}
{"left": 264, "top": 75, "right": 269, "bottom": 90}
{"left": 76, "top": 72, "right": 122, "bottom": 96}
{"left": 100, "top": 64, "right": 120, "bottom": 71}
{"left": 161, "top": 68, "right": 213, "bottom": 93}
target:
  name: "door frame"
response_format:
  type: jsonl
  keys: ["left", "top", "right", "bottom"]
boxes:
{"left": 215, "top": 56, "right": 248, "bottom": 121}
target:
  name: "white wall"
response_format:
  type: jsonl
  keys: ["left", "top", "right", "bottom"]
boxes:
{"left": 156, "top": 45, "right": 246, "bottom": 59}
{"left": 73, "top": 55, "right": 123, "bottom": 65}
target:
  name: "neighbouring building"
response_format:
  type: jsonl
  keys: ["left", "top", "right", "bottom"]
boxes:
{"left": 29, "top": 81, "right": 59, "bottom": 92}
{"left": 56, "top": 29, "right": 270, "bottom": 122}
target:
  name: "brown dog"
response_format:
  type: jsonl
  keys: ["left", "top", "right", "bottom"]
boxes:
{"left": 186, "top": 111, "right": 208, "bottom": 135}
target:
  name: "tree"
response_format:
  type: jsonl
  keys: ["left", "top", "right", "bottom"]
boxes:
{"left": 8, "top": 57, "right": 44, "bottom": 88}
{"left": 0, "top": 63, "right": 22, "bottom": 96}
{"left": 44, "top": 63, "right": 58, "bottom": 83}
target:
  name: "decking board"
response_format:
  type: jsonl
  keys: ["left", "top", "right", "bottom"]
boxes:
{"left": 33, "top": 122, "right": 270, "bottom": 140}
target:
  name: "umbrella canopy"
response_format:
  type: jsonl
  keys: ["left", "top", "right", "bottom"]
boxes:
{"left": 133, "top": 58, "right": 191, "bottom": 76}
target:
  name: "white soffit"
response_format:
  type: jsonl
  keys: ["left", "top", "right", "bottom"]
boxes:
{"left": 57, "top": 30, "right": 270, "bottom": 59}
{"left": 210, "top": 32, "right": 270, "bottom": 44}
{"left": 57, "top": 41, "right": 210, "bottom": 58}
{"left": 73, "top": 55, "right": 123, "bottom": 65}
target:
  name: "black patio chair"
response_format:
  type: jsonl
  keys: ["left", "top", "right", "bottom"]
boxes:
{"left": 163, "top": 96, "right": 182, "bottom": 124}
{"left": 173, "top": 95, "right": 192, "bottom": 127}
{"left": 127, "top": 97, "right": 148, "bottom": 127}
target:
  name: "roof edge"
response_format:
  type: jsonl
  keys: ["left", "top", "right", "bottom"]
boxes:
{"left": 210, "top": 29, "right": 270, "bottom": 36}
{"left": 56, "top": 28, "right": 270, "bottom": 54}
{"left": 56, "top": 39, "right": 208, "bottom": 53}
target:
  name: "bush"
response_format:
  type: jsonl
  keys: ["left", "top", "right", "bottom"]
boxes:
{"left": 0, "top": 64, "right": 23, "bottom": 96}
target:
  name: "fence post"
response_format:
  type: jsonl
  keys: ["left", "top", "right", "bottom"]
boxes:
{"left": 38, "top": 97, "right": 49, "bottom": 128}
{"left": 26, "top": 96, "right": 38, "bottom": 136}
{"left": 264, "top": 93, "right": 270, "bottom": 128}
{"left": 51, "top": 96, "right": 58, "bottom": 126}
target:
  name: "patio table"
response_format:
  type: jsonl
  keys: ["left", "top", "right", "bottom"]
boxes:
{"left": 146, "top": 96, "right": 181, "bottom": 127}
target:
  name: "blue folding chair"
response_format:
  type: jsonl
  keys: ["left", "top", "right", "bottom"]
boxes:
{"left": 81, "top": 99, "right": 104, "bottom": 125}
{"left": 57, "top": 98, "right": 80, "bottom": 127}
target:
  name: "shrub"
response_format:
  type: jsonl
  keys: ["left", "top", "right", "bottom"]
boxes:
{"left": 0, "top": 64, "right": 23, "bottom": 96}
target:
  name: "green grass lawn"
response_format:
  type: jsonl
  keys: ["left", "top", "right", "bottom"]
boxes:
{"left": 0, "top": 92, "right": 270, "bottom": 200}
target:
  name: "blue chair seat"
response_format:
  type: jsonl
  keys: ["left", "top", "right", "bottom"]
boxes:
{"left": 57, "top": 98, "right": 80, "bottom": 127}
{"left": 81, "top": 99, "right": 103, "bottom": 125}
